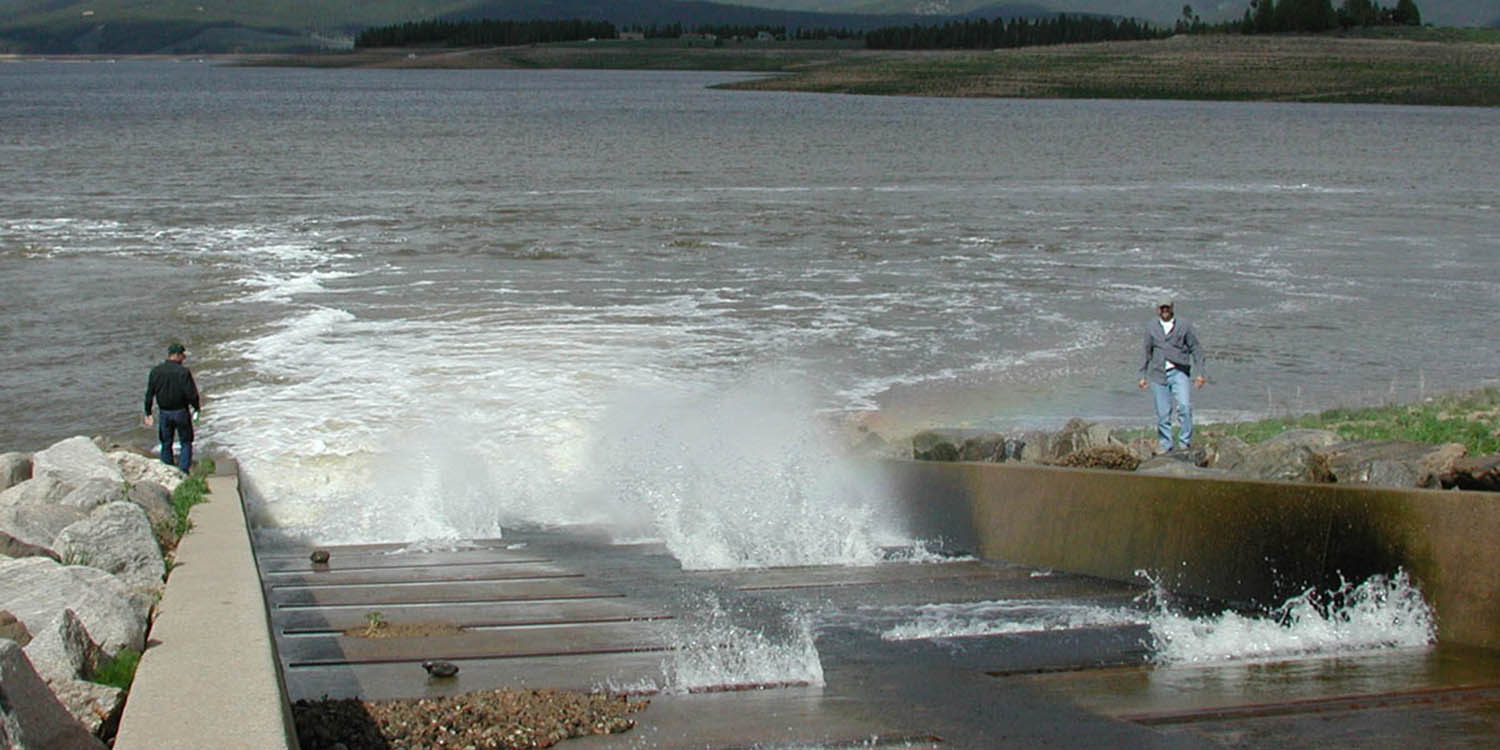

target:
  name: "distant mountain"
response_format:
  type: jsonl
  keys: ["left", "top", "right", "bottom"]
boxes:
{"left": 442, "top": 0, "right": 1057, "bottom": 30}
{"left": 729, "top": 0, "right": 1495, "bottom": 26}
{"left": 0, "top": 0, "right": 1073, "bottom": 53}
{"left": 1, "top": 0, "right": 1486, "bottom": 54}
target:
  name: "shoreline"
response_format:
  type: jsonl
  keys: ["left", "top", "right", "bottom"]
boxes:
{"left": 10, "top": 33, "right": 1496, "bottom": 106}
{"left": 235, "top": 34, "right": 1500, "bottom": 107}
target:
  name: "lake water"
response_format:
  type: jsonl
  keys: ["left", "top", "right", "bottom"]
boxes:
{"left": 2, "top": 60, "right": 1497, "bottom": 551}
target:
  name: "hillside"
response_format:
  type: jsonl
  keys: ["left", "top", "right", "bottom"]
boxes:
{"left": 3, "top": 0, "right": 1489, "bottom": 54}
{"left": 731, "top": 0, "right": 1499, "bottom": 27}
{"left": 0, "top": 0, "right": 1057, "bottom": 53}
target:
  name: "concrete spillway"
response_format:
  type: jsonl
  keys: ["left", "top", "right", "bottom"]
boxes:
{"left": 260, "top": 525, "right": 1500, "bottom": 748}
{"left": 113, "top": 457, "right": 1500, "bottom": 748}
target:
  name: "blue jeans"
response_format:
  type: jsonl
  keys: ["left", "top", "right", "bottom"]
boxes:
{"left": 158, "top": 409, "right": 194, "bottom": 473}
{"left": 1150, "top": 369, "right": 1193, "bottom": 452}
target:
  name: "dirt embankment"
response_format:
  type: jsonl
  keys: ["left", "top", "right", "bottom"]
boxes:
{"left": 723, "top": 35, "right": 1500, "bottom": 106}
{"left": 251, "top": 34, "right": 1500, "bottom": 106}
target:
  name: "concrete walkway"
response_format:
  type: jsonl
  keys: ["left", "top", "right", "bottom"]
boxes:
{"left": 113, "top": 463, "right": 296, "bottom": 750}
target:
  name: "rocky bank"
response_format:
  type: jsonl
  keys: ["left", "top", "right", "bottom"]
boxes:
{"left": 1, "top": 436, "right": 186, "bottom": 749}
{"left": 885, "top": 417, "right": 1500, "bottom": 491}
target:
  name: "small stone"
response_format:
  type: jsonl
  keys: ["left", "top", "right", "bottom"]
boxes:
{"left": 422, "top": 660, "right": 459, "bottom": 678}
{"left": 309, "top": 549, "right": 330, "bottom": 564}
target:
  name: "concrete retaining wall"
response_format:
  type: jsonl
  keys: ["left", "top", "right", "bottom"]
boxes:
{"left": 113, "top": 460, "right": 297, "bottom": 750}
{"left": 878, "top": 459, "right": 1500, "bottom": 650}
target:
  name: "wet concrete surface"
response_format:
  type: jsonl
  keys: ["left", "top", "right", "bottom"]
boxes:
{"left": 260, "top": 527, "right": 1500, "bottom": 748}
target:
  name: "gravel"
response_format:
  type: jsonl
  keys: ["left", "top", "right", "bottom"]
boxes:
{"left": 293, "top": 688, "right": 648, "bottom": 749}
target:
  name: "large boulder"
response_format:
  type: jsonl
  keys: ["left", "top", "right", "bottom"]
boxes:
{"left": 1122, "top": 436, "right": 1159, "bottom": 462}
{"left": 1202, "top": 435, "right": 1252, "bottom": 470}
{"left": 912, "top": 430, "right": 963, "bottom": 461}
{"left": 1322, "top": 440, "right": 1463, "bottom": 489}
{"left": 109, "top": 451, "right": 185, "bottom": 494}
{"left": 123, "top": 482, "right": 178, "bottom": 549}
{"left": 0, "top": 452, "right": 32, "bottom": 492}
{"left": 51, "top": 503, "right": 165, "bottom": 593}
{"left": 0, "top": 505, "right": 86, "bottom": 557}
{"left": 32, "top": 437, "right": 122, "bottom": 492}
{"left": 1220, "top": 429, "right": 1339, "bottom": 483}
{"left": 1442, "top": 454, "right": 1500, "bottom": 492}
{"left": 57, "top": 479, "right": 126, "bottom": 512}
{"left": 959, "top": 434, "right": 1007, "bottom": 462}
{"left": 20, "top": 609, "right": 123, "bottom": 738}
{"left": 1137, "top": 455, "right": 1229, "bottom": 478}
{"left": 0, "top": 476, "right": 73, "bottom": 508}
{"left": 0, "top": 557, "right": 150, "bottom": 657}
{"left": 1007, "top": 430, "right": 1054, "bottom": 464}
{"left": 0, "top": 528, "right": 59, "bottom": 562}
{"left": 21, "top": 610, "right": 97, "bottom": 684}
{"left": 48, "top": 679, "right": 124, "bottom": 741}
{"left": 0, "top": 638, "right": 108, "bottom": 750}
{"left": 1048, "top": 418, "right": 1115, "bottom": 460}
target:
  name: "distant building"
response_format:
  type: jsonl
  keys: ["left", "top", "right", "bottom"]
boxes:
{"left": 618, "top": 31, "right": 644, "bottom": 41}
{"left": 679, "top": 32, "right": 718, "bottom": 41}
{"left": 756, "top": 31, "right": 774, "bottom": 41}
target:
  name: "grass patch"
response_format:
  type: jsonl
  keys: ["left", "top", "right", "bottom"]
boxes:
{"left": 91, "top": 648, "right": 141, "bottom": 690}
{"left": 1199, "top": 387, "right": 1500, "bottom": 455}
{"left": 717, "top": 35, "right": 1500, "bottom": 106}
{"left": 170, "top": 457, "right": 216, "bottom": 537}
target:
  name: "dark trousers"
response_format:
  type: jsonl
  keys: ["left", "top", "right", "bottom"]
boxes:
{"left": 158, "top": 409, "right": 194, "bottom": 473}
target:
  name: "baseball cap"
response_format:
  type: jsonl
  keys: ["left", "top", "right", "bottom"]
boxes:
{"left": 167, "top": 343, "right": 187, "bottom": 355}
{"left": 1155, "top": 297, "right": 1174, "bottom": 309}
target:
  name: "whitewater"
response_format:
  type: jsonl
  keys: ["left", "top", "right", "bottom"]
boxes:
{"left": 3, "top": 60, "right": 1494, "bottom": 670}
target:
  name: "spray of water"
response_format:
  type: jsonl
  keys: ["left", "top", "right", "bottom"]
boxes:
{"left": 656, "top": 594, "right": 825, "bottom": 694}
{"left": 582, "top": 376, "right": 920, "bottom": 570}
{"left": 1141, "top": 569, "right": 1437, "bottom": 665}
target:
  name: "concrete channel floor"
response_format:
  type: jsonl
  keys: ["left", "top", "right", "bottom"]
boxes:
{"left": 260, "top": 526, "right": 1500, "bottom": 749}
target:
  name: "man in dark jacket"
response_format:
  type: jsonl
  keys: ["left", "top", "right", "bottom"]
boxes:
{"left": 1137, "top": 298, "right": 1206, "bottom": 453}
{"left": 144, "top": 343, "right": 201, "bottom": 472}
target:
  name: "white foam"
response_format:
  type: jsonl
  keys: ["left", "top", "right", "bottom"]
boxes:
{"left": 1147, "top": 570, "right": 1436, "bottom": 665}
{"left": 582, "top": 376, "right": 919, "bottom": 570}
{"left": 658, "top": 596, "right": 824, "bottom": 693}
{"left": 879, "top": 600, "right": 1145, "bottom": 641}
{"left": 238, "top": 268, "right": 355, "bottom": 303}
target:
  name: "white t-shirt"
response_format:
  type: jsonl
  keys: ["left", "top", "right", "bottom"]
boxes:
{"left": 1160, "top": 318, "right": 1176, "bottom": 370}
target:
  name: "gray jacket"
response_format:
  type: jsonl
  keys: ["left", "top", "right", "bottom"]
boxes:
{"left": 1139, "top": 318, "right": 1205, "bottom": 385}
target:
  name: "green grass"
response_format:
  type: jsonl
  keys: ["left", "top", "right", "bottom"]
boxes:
{"left": 170, "top": 457, "right": 216, "bottom": 537}
{"left": 1341, "top": 26, "right": 1500, "bottom": 44}
{"left": 1199, "top": 387, "right": 1500, "bottom": 455}
{"left": 90, "top": 647, "right": 141, "bottom": 690}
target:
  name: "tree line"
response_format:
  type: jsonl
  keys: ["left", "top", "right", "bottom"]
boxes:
{"left": 1177, "top": 0, "right": 1423, "bottom": 35}
{"left": 353, "top": 0, "right": 1425, "bottom": 52}
{"left": 865, "top": 14, "right": 1168, "bottom": 50}
{"left": 354, "top": 19, "right": 617, "bottom": 48}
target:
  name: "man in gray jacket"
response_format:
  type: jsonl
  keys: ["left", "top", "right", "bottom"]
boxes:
{"left": 1137, "top": 298, "right": 1206, "bottom": 453}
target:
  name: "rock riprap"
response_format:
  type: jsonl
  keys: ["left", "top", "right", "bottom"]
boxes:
{"left": 0, "top": 434, "right": 186, "bottom": 745}
{"left": 896, "top": 420, "right": 1493, "bottom": 491}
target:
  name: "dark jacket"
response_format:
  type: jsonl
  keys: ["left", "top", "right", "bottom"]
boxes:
{"left": 1139, "top": 318, "right": 1205, "bottom": 385}
{"left": 145, "top": 360, "right": 200, "bottom": 415}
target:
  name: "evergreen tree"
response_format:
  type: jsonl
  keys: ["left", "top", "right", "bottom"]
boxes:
{"left": 1392, "top": 0, "right": 1421, "bottom": 25}
{"left": 1338, "top": 0, "right": 1378, "bottom": 28}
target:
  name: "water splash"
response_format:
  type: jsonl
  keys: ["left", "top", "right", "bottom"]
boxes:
{"left": 584, "top": 376, "right": 920, "bottom": 570}
{"left": 1143, "top": 569, "right": 1436, "bottom": 665}
{"left": 658, "top": 595, "right": 825, "bottom": 694}
{"left": 878, "top": 600, "right": 1145, "bottom": 641}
